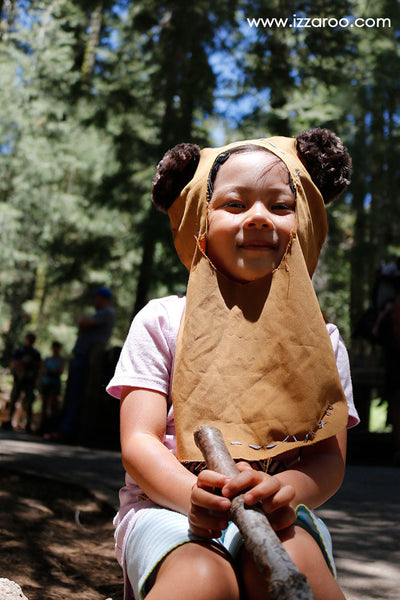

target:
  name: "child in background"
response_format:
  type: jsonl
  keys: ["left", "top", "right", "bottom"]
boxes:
{"left": 2, "top": 332, "right": 41, "bottom": 432}
{"left": 107, "top": 128, "right": 359, "bottom": 600}
{"left": 39, "top": 341, "right": 65, "bottom": 434}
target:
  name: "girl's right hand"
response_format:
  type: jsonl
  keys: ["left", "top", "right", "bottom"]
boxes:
{"left": 188, "top": 469, "right": 232, "bottom": 538}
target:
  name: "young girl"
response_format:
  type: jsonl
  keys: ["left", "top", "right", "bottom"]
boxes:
{"left": 107, "top": 128, "right": 359, "bottom": 600}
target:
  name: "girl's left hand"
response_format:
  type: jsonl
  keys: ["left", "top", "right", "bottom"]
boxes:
{"left": 189, "top": 469, "right": 232, "bottom": 538}
{"left": 221, "top": 462, "right": 297, "bottom": 531}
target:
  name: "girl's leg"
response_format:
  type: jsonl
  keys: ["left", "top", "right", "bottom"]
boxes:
{"left": 240, "top": 526, "right": 345, "bottom": 600}
{"left": 146, "top": 542, "right": 241, "bottom": 600}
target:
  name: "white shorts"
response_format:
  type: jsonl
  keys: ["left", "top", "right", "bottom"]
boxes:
{"left": 125, "top": 504, "right": 335, "bottom": 600}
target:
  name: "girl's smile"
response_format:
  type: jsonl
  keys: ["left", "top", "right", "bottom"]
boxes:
{"left": 207, "top": 150, "right": 296, "bottom": 283}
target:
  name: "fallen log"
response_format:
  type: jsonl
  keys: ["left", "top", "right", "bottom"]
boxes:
{"left": 194, "top": 425, "right": 313, "bottom": 600}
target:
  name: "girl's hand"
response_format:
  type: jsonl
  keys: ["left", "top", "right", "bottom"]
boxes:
{"left": 221, "top": 462, "right": 296, "bottom": 531}
{"left": 188, "top": 469, "right": 232, "bottom": 538}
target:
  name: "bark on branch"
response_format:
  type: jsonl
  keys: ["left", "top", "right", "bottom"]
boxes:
{"left": 194, "top": 425, "right": 314, "bottom": 600}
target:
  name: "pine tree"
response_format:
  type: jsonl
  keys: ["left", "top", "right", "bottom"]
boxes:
{"left": 0, "top": 0, "right": 121, "bottom": 360}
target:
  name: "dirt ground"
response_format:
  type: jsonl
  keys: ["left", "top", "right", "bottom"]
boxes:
{"left": 1, "top": 383, "right": 400, "bottom": 600}
{"left": 0, "top": 469, "right": 124, "bottom": 600}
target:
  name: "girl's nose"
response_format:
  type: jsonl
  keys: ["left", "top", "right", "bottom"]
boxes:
{"left": 243, "top": 202, "right": 272, "bottom": 229}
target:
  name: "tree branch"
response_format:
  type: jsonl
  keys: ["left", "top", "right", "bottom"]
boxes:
{"left": 194, "top": 425, "right": 313, "bottom": 600}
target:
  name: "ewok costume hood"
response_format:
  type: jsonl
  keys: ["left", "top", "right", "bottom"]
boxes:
{"left": 152, "top": 128, "right": 352, "bottom": 464}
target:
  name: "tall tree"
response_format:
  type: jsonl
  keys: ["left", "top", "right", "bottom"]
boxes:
{"left": 345, "top": 0, "right": 400, "bottom": 328}
{"left": 1, "top": 0, "right": 398, "bottom": 359}
{"left": 226, "top": 0, "right": 399, "bottom": 338}
{"left": 0, "top": 0, "right": 121, "bottom": 360}
{"left": 88, "top": 0, "right": 238, "bottom": 316}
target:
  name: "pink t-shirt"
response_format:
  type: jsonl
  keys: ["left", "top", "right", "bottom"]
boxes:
{"left": 107, "top": 294, "right": 358, "bottom": 567}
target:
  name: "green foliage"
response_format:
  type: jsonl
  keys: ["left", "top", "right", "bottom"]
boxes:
{"left": 0, "top": 0, "right": 398, "bottom": 362}
{"left": 227, "top": 0, "right": 399, "bottom": 342}
{"left": 0, "top": 0, "right": 125, "bottom": 359}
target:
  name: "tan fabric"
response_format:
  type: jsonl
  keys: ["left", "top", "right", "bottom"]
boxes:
{"left": 168, "top": 137, "right": 348, "bottom": 463}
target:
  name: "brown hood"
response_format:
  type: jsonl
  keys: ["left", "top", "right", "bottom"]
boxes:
{"left": 168, "top": 136, "right": 348, "bottom": 463}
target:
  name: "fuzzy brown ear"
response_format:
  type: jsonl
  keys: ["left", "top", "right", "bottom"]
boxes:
{"left": 296, "top": 128, "right": 351, "bottom": 205}
{"left": 152, "top": 143, "right": 201, "bottom": 212}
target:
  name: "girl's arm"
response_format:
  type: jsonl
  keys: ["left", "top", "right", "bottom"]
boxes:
{"left": 222, "top": 429, "right": 347, "bottom": 521}
{"left": 190, "top": 434, "right": 344, "bottom": 535}
{"left": 121, "top": 384, "right": 346, "bottom": 533}
{"left": 273, "top": 429, "right": 347, "bottom": 510}
{"left": 120, "top": 386, "right": 229, "bottom": 518}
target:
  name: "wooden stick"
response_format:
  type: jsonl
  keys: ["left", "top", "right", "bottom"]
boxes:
{"left": 194, "top": 425, "right": 314, "bottom": 600}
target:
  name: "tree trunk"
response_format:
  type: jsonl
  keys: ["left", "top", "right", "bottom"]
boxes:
{"left": 132, "top": 6, "right": 196, "bottom": 315}
{"left": 82, "top": 3, "right": 103, "bottom": 77}
{"left": 349, "top": 88, "right": 369, "bottom": 330}
{"left": 132, "top": 208, "right": 161, "bottom": 316}
{"left": 0, "top": 0, "right": 17, "bottom": 35}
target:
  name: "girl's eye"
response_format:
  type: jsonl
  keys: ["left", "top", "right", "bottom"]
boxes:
{"left": 272, "top": 203, "right": 296, "bottom": 212}
{"left": 222, "top": 201, "right": 245, "bottom": 210}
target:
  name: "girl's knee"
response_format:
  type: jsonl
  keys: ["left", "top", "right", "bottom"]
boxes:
{"left": 240, "top": 549, "right": 271, "bottom": 600}
{"left": 281, "top": 526, "right": 320, "bottom": 571}
{"left": 151, "top": 542, "right": 240, "bottom": 600}
{"left": 281, "top": 527, "right": 345, "bottom": 600}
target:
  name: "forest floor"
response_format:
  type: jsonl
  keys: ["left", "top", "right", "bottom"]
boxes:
{"left": 0, "top": 468, "right": 124, "bottom": 600}
{"left": 0, "top": 389, "right": 124, "bottom": 600}
{"left": 1, "top": 388, "right": 400, "bottom": 600}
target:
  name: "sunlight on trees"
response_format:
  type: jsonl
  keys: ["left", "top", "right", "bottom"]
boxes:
{"left": 0, "top": 0, "right": 398, "bottom": 363}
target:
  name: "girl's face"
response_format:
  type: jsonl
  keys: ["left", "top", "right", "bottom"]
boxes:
{"left": 207, "top": 151, "right": 296, "bottom": 284}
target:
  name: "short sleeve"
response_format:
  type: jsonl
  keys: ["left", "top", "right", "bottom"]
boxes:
{"left": 106, "top": 296, "right": 185, "bottom": 399}
{"left": 327, "top": 323, "right": 360, "bottom": 428}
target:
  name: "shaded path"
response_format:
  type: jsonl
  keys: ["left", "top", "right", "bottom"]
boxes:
{"left": 320, "top": 465, "right": 400, "bottom": 599}
{"left": 1, "top": 430, "right": 399, "bottom": 599}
